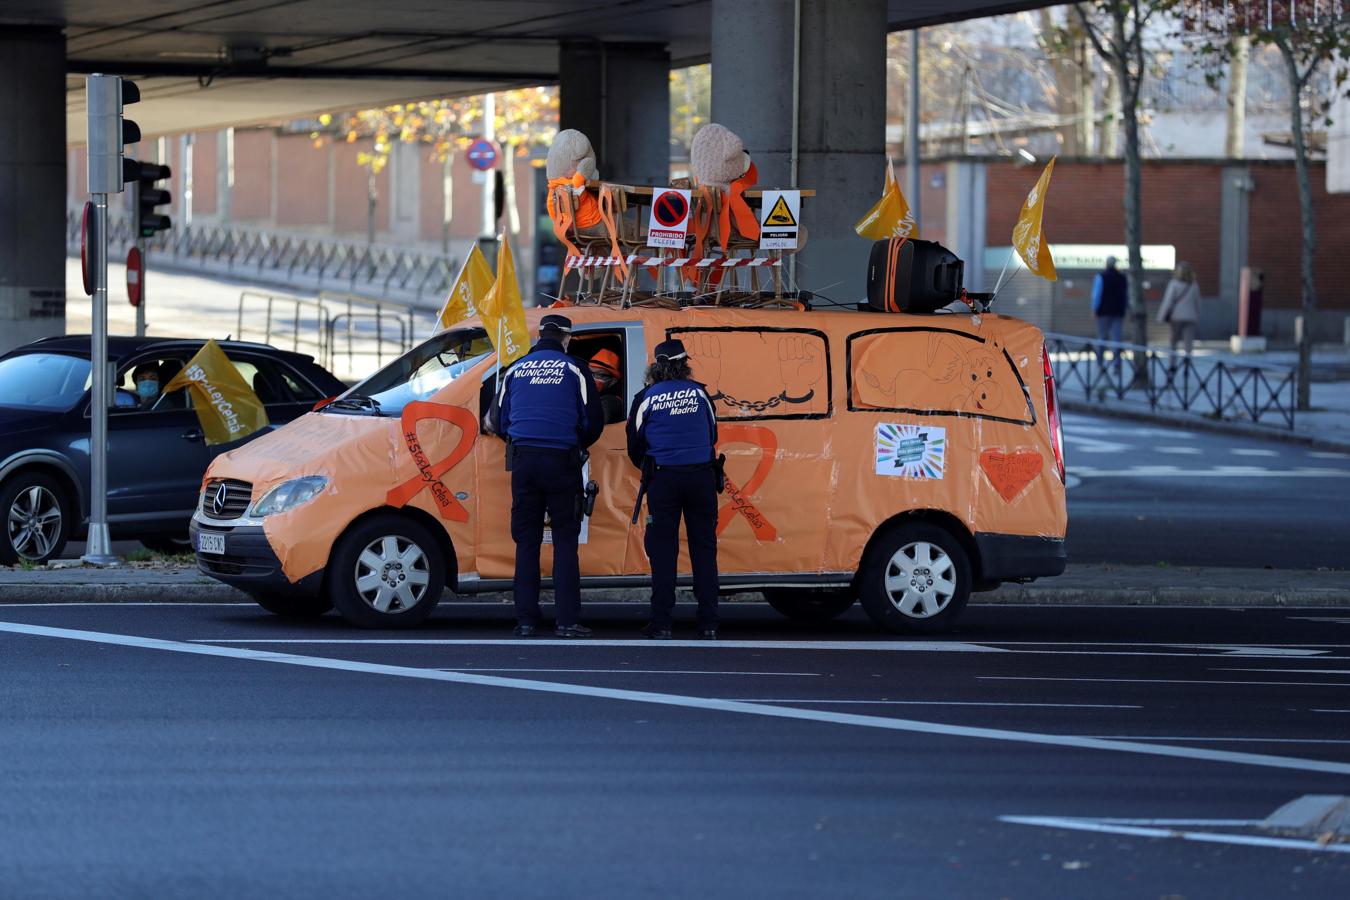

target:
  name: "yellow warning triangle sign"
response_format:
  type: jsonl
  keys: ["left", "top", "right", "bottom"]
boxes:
{"left": 764, "top": 195, "right": 797, "bottom": 227}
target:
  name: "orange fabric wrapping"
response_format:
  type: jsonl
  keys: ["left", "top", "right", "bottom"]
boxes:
{"left": 546, "top": 174, "right": 601, "bottom": 228}
{"left": 717, "top": 162, "right": 762, "bottom": 253}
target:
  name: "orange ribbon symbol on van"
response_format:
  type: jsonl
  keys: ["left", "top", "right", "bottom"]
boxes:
{"left": 386, "top": 401, "right": 478, "bottom": 522}
{"left": 715, "top": 424, "right": 778, "bottom": 542}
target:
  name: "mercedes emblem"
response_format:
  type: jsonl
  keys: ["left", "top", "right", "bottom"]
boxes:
{"left": 211, "top": 483, "right": 228, "bottom": 517}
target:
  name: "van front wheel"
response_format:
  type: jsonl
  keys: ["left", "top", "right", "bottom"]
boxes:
{"left": 858, "top": 521, "right": 971, "bottom": 634}
{"left": 328, "top": 514, "right": 445, "bottom": 628}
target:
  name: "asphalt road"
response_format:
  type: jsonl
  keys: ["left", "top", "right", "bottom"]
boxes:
{"left": 3, "top": 600, "right": 1349, "bottom": 898}
{"left": 1062, "top": 412, "right": 1350, "bottom": 569}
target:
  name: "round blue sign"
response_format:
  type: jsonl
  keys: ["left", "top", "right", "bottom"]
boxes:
{"left": 466, "top": 138, "right": 498, "bottom": 171}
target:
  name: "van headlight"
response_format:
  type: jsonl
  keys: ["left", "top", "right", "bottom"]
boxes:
{"left": 250, "top": 476, "right": 328, "bottom": 517}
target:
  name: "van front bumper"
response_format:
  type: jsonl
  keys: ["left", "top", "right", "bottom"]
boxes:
{"left": 974, "top": 533, "right": 1067, "bottom": 582}
{"left": 190, "top": 518, "right": 324, "bottom": 597}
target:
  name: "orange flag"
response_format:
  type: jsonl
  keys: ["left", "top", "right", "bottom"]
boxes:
{"left": 1011, "top": 156, "right": 1058, "bottom": 281}
{"left": 855, "top": 158, "right": 917, "bottom": 240}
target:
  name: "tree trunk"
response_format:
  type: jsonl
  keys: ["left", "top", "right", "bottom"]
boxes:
{"left": 1278, "top": 37, "right": 1317, "bottom": 411}
{"left": 1074, "top": 26, "right": 1095, "bottom": 157}
{"left": 441, "top": 152, "right": 454, "bottom": 258}
{"left": 1225, "top": 34, "right": 1250, "bottom": 158}
{"left": 1103, "top": 66, "right": 1121, "bottom": 157}
{"left": 1114, "top": 7, "right": 1148, "bottom": 353}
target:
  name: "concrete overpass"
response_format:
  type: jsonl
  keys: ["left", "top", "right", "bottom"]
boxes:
{"left": 2, "top": 0, "right": 1050, "bottom": 350}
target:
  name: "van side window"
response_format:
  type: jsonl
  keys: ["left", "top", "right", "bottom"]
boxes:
{"left": 847, "top": 327, "right": 1036, "bottom": 426}
{"left": 667, "top": 326, "right": 831, "bottom": 421}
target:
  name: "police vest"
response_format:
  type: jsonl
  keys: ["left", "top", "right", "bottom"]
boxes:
{"left": 631, "top": 379, "right": 717, "bottom": 466}
{"left": 498, "top": 347, "right": 592, "bottom": 450}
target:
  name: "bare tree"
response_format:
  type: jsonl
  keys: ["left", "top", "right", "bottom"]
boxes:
{"left": 1225, "top": 34, "right": 1251, "bottom": 157}
{"left": 1076, "top": 1, "right": 1161, "bottom": 352}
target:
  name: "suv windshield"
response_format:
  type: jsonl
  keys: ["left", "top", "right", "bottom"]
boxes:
{"left": 333, "top": 328, "right": 494, "bottom": 415}
{"left": 0, "top": 353, "right": 92, "bottom": 410}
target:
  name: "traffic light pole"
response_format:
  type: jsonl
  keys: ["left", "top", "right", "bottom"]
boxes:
{"left": 83, "top": 189, "right": 118, "bottom": 567}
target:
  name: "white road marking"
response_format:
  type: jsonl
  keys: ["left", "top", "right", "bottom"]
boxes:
{"left": 1063, "top": 434, "right": 1129, "bottom": 453}
{"left": 999, "top": 815, "right": 1350, "bottom": 854}
{"left": 1088, "top": 736, "right": 1350, "bottom": 745}
{"left": 7, "top": 620, "right": 1350, "bottom": 776}
{"left": 1212, "top": 668, "right": 1350, "bottom": 675}
{"left": 1095, "top": 818, "right": 1262, "bottom": 826}
{"left": 1310, "top": 451, "right": 1350, "bottom": 460}
{"left": 1216, "top": 647, "right": 1330, "bottom": 657}
{"left": 725, "top": 700, "right": 1142, "bottom": 709}
{"left": 1287, "top": 617, "right": 1350, "bottom": 625}
{"left": 1311, "top": 709, "right": 1350, "bottom": 714}
{"left": 1063, "top": 473, "right": 1082, "bottom": 489}
{"left": 1063, "top": 424, "right": 1195, "bottom": 439}
{"left": 186, "top": 638, "right": 1008, "bottom": 652}
{"left": 982, "top": 676, "right": 1350, "bottom": 688}
{"left": 1232, "top": 448, "right": 1279, "bottom": 457}
{"left": 1157, "top": 446, "right": 1202, "bottom": 455}
{"left": 436, "top": 668, "right": 819, "bottom": 676}
{"left": 0, "top": 602, "right": 253, "bottom": 607}
{"left": 1072, "top": 466, "right": 1350, "bottom": 478}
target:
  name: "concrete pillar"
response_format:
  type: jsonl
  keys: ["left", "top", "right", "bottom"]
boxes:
{"left": 711, "top": 0, "right": 886, "bottom": 303}
{"left": 0, "top": 28, "right": 66, "bottom": 355}
{"left": 945, "top": 160, "right": 987, "bottom": 291}
{"left": 560, "top": 41, "right": 671, "bottom": 186}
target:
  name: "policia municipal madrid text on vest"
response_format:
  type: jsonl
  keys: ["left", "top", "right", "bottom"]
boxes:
{"left": 488, "top": 314, "right": 604, "bottom": 637}
{"left": 627, "top": 338, "right": 724, "bottom": 640}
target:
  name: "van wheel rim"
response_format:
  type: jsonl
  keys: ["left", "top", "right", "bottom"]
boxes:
{"left": 354, "top": 535, "right": 431, "bottom": 613}
{"left": 883, "top": 541, "right": 956, "bottom": 618}
{"left": 8, "top": 486, "right": 62, "bottom": 562}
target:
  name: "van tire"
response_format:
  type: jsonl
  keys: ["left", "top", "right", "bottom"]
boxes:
{"left": 328, "top": 513, "right": 445, "bottom": 629}
{"left": 250, "top": 591, "right": 333, "bottom": 619}
{"left": 764, "top": 588, "right": 856, "bottom": 622}
{"left": 858, "top": 520, "right": 972, "bottom": 634}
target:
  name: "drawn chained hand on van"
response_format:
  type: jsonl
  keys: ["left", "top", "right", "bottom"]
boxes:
{"left": 685, "top": 332, "right": 724, "bottom": 397}
{"left": 859, "top": 333, "right": 1009, "bottom": 415}
{"left": 777, "top": 336, "right": 824, "bottom": 402}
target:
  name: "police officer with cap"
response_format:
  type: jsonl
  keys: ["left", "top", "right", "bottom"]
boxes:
{"left": 627, "top": 338, "right": 721, "bottom": 639}
{"left": 490, "top": 314, "right": 603, "bottom": 637}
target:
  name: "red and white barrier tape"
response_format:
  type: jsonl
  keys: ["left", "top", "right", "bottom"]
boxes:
{"left": 566, "top": 255, "right": 782, "bottom": 269}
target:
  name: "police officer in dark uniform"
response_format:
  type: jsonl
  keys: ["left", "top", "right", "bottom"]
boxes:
{"left": 626, "top": 338, "right": 721, "bottom": 640}
{"left": 489, "top": 314, "right": 603, "bottom": 637}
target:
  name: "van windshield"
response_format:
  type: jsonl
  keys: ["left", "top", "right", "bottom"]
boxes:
{"left": 333, "top": 328, "right": 494, "bottom": 415}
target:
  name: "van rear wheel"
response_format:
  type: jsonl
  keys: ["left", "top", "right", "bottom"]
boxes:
{"left": 328, "top": 514, "right": 445, "bottom": 629}
{"left": 858, "top": 521, "right": 971, "bottom": 634}
{"left": 764, "top": 588, "right": 856, "bottom": 622}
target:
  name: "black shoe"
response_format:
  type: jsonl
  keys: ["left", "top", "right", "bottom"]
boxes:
{"left": 642, "top": 624, "right": 673, "bottom": 640}
{"left": 514, "top": 624, "right": 538, "bottom": 637}
{"left": 555, "top": 624, "right": 593, "bottom": 638}
{"left": 698, "top": 629, "right": 718, "bottom": 641}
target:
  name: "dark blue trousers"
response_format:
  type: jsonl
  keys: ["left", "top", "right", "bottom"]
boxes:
{"left": 644, "top": 467, "right": 720, "bottom": 630}
{"left": 510, "top": 449, "right": 583, "bottom": 627}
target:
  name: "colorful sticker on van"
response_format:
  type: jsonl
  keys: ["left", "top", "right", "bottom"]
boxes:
{"left": 875, "top": 423, "right": 946, "bottom": 479}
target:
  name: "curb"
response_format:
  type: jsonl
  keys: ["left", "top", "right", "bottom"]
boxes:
{"left": 2, "top": 583, "right": 1347, "bottom": 608}
{"left": 1061, "top": 399, "right": 1350, "bottom": 452}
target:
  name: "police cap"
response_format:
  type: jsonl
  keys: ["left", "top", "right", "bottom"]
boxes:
{"left": 654, "top": 339, "right": 687, "bottom": 362}
{"left": 539, "top": 314, "right": 573, "bottom": 335}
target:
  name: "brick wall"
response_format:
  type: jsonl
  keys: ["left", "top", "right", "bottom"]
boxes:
{"left": 191, "top": 133, "right": 217, "bottom": 216}
{"left": 985, "top": 158, "right": 1347, "bottom": 311}
{"left": 332, "top": 139, "right": 389, "bottom": 235}
{"left": 276, "top": 134, "right": 329, "bottom": 227}
{"left": 232, "top": 129, "right": 272, "bottom": 221}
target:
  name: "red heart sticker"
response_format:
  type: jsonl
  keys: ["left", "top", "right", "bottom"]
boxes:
{"left": 980, "top": 448, "right": 1043, "bottom": 502}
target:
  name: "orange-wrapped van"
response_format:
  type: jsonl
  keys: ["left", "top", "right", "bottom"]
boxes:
{"left": 191, "top": 304, "right": 1067, "bottom": 633}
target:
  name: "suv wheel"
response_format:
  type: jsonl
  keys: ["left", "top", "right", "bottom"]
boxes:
{"left": 763, "top": 588, "right": 857, "bottom": 622}
{"left": 328, "top": 513, "right": 445, "bottom": 628}
{"left": 858, "top": 520, "right": 972, "bottom": 634}
{"left": 1, "top": 472, "right": 71, "bottom": 565}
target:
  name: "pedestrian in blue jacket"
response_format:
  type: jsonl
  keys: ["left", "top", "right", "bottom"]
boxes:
{"left": 627, "top": 338, "right": 721, "bottom": 639}
{"left": 489, "top": 314, "right": 603, "bottom": 637}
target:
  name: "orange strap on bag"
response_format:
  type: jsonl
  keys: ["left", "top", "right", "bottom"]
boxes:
{"left": 718, "top": 161, "right": 762, "bottom": 254}
{"left": 549, "top": 185, "right": 583, "bottom": 273}
{"left": 597, "top": 184, "right": 629, "bottom": 283}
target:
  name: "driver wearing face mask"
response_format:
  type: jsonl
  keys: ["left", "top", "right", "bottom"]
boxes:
{"left": 132, "top": 363, "right": 161, "bottom": 408}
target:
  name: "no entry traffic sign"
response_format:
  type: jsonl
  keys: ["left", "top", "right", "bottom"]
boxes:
{"left": 126, "top": 246, "right": 143, "bottom": 307}
{"left": 466, "top": 138, "right": 498, "bottom": 171}
{"left": 647, "top": 187, "right": 692, "bottom": 249}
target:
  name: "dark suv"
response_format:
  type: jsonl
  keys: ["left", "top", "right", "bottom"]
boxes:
{"left": 0, "top": 335, "right": 346, "bottom": 564}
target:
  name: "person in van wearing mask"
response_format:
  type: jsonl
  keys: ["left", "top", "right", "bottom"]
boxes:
{"left": 132, "top": 363, "right": 162, "bottom": 409}
{"left": 626, "top": 339, "right": 721, "bottom": 640}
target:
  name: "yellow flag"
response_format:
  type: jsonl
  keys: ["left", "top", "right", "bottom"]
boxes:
{"left": 163, "top": 340, "right": 270, "bottom": 446}
{"left": 437, "top": 243, "right": 495, "bottom": 331}
{"left": 854, "top": 158, "right": 917, "bottom": 240}
{"left": 1011, "top": 156, "right": 1058, "bottom": 281}
{"left": 478, "top": 237, "right": 530, "bottom": 367}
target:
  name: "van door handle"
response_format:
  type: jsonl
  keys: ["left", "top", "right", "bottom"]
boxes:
{"left": 181, "top": 428, "right": 204, "bottom": 443}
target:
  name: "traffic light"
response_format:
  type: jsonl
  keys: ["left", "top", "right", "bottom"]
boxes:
{"left": 129, "top": 162, "right": 172, "bottom": 237}
{"left": 86, "top": 75, "right": 142, "bottom": 194}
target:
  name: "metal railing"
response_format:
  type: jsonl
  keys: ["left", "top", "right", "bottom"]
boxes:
{"left": 67, "top": 211, "right": 459, "bottom": 304}
{"left": 1045, "top": 332, "right": 1297, "bottom": 430}
{"left": 236, "top": 289, "right": 427, "bottom": 381}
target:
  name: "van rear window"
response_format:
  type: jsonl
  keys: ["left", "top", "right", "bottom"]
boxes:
{"left": 668, "top": 326, "right": 831, "bottom": 421}
{"left": 847, "top": 327, "right": 1036, "bottom": 426}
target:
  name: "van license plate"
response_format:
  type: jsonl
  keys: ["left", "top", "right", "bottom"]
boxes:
{"left": 197, "top": 532, "right": 225, "bottom": 555}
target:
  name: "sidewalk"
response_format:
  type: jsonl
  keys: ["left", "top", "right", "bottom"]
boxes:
{"left": 1058, "top": 343, "right": 1350, "bottom": 449}
{"left": 1, "top": 562, "right": 1345, "bottom": 607}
